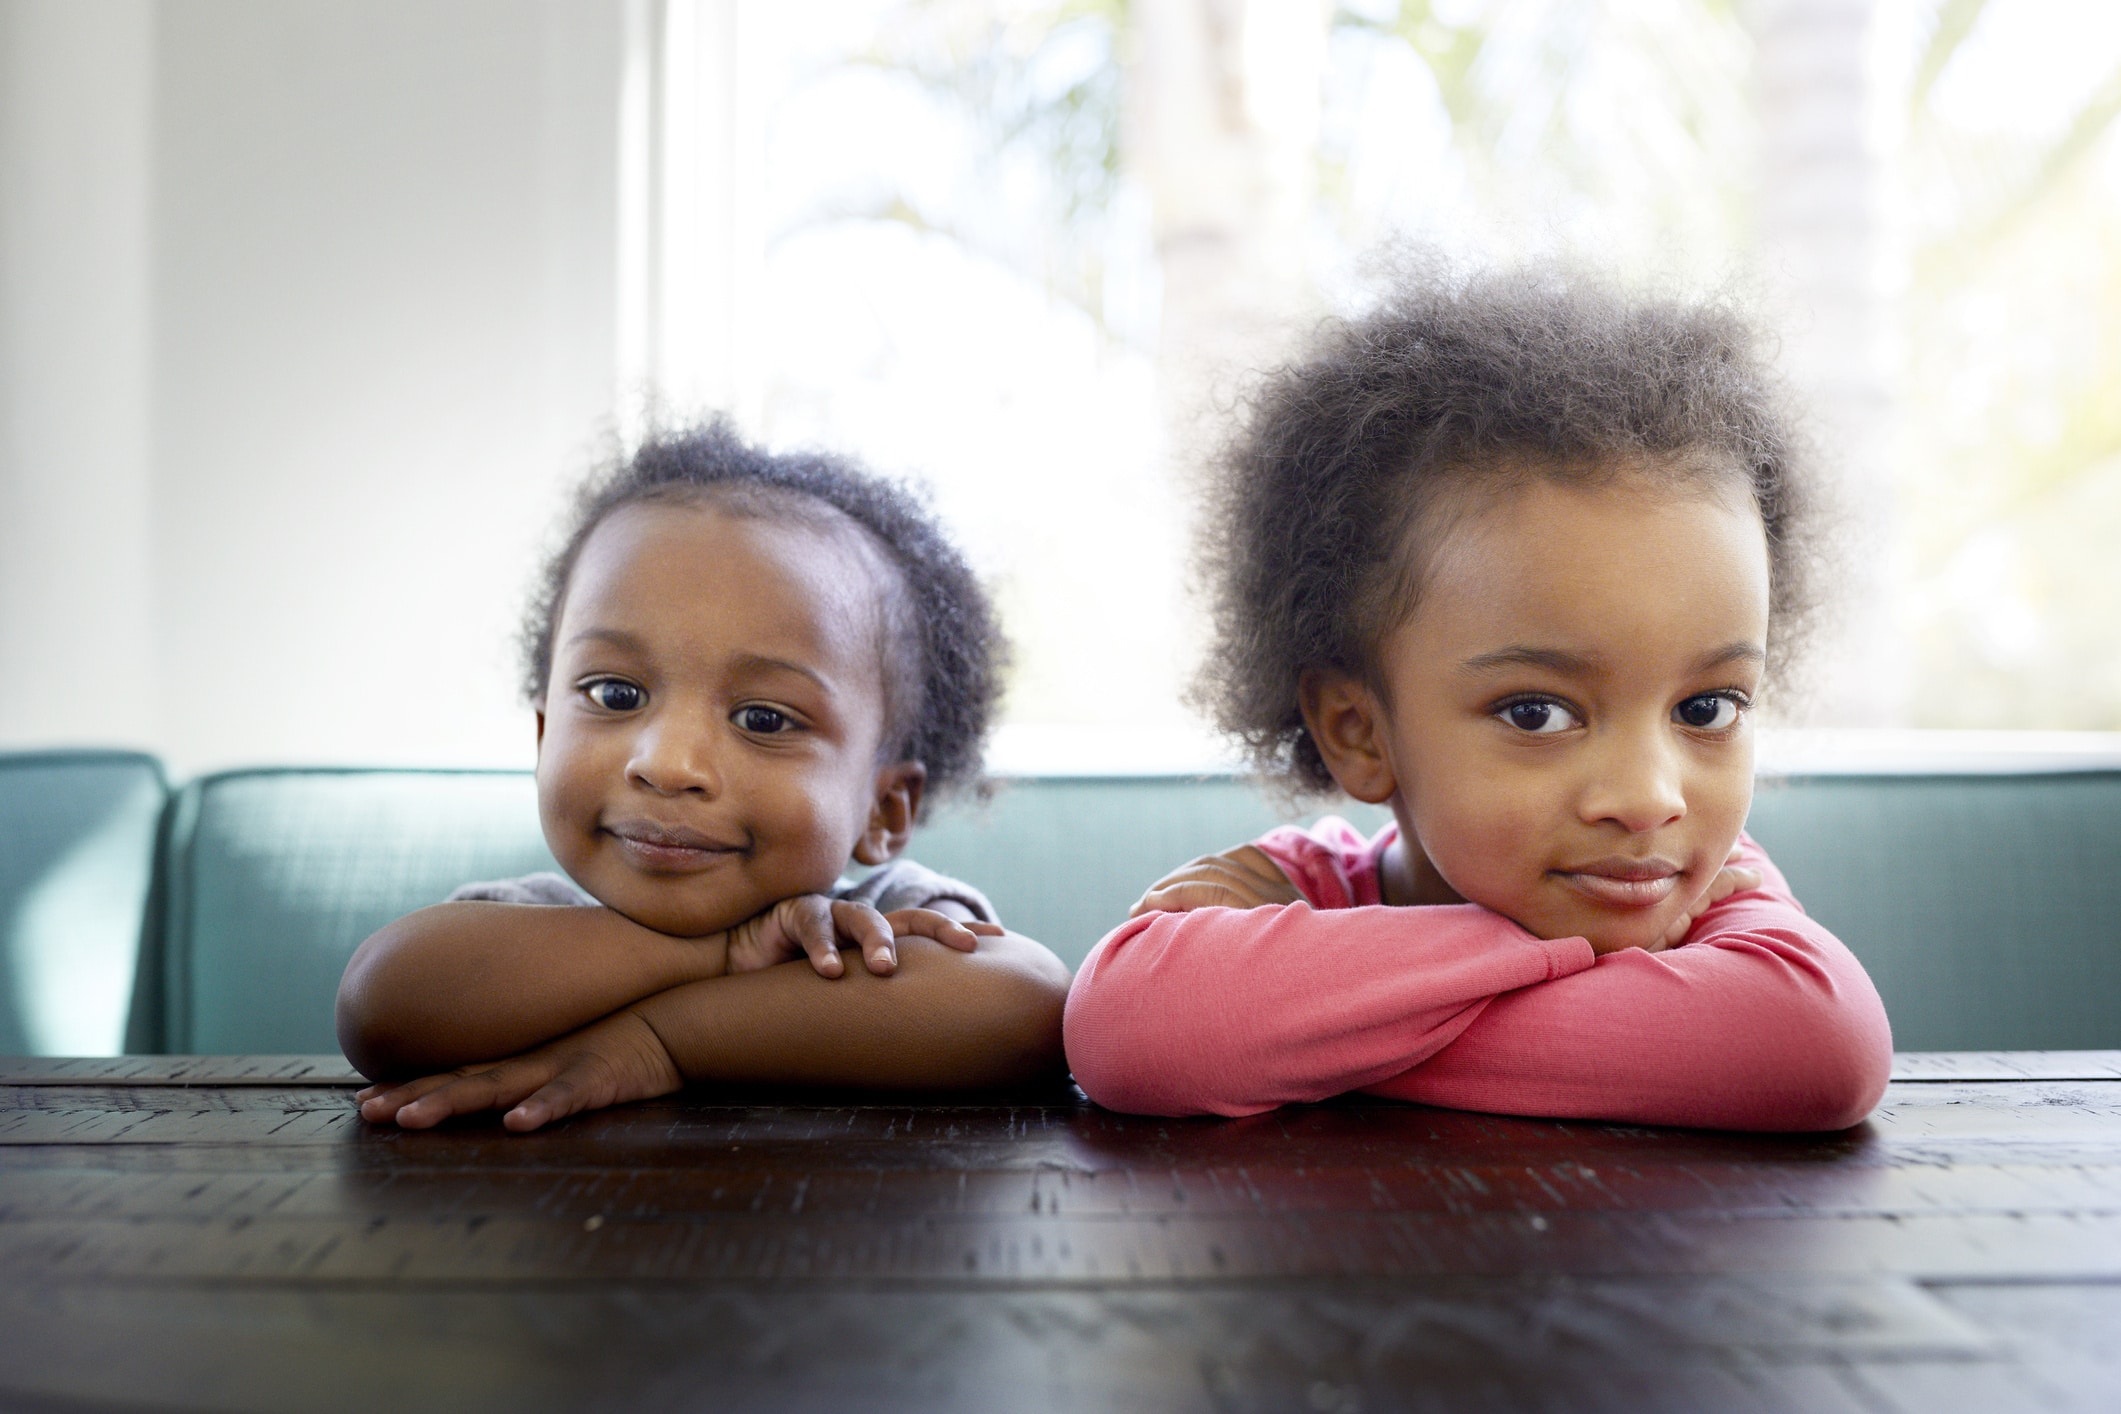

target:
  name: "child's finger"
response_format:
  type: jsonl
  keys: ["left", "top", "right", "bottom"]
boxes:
{"left": 1128, "top": 849, "right": 1299, "bottom": 917}
{"left": 1222, "top": 846, "right": 1299, "bottom": 894}
{"left": 1132, "top": 881, "right": 1239, "bottom": 916}
{"left": 882, "top": 909, "right": 982, "bottom": 953}
{"left": 1129, "top": 885, "right": 1186, "bottom": 916}
{"left": 392, "top": 1074, "right": 511, "bottom": 1129}
{"left": 357, "top": 1070, "right": 462, "bottom": 1124}
{"left": 501, "top": 1046, "right": 640, "bottom": 1133}
{"left": 1128, "top": 887, "right": 1182, "bottom": 917}
{"left": 833, "top": 901, "right": 898, "bottom": 975}
{"left": 1128, "top": 881, "right": 1179, "bottom": 916}
{"left": 1704, "top": 865, "right": 1761, "bottom": 905}
{"left": 393, "top": 1065, "right": 542, "bottom": 1130}
{"left": 1129, "top": 861, "right": 1246, "bottom": 915}
{"left": 783, "top": 895, "right": 843, "bottom": 978}
{"left": 1128, "top": 869, "right": 1198, "bottom": 913}
{"left": 503, "top": 1069, "right": 597, "bottom": 1133}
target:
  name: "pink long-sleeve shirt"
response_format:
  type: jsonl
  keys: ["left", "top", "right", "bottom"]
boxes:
{"left": 1063, "top": 819, "right": 1892, "bottom": 1131}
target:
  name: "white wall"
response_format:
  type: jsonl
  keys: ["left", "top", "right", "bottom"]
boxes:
{"left": 0, "top": 0, "right": 157, "bottom": 749}
{"left": 0, "top": 0, "right": 628, "bottom": 774}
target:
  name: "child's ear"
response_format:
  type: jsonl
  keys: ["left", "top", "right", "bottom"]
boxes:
{"left": 533, "top": 701, "right": 547, "bottom": 753}
{"left": 1299, "top": 668, "right": 1399, "bottom": 805}
{"left": 853, "top": 761, "right": 927, "bottom": 866}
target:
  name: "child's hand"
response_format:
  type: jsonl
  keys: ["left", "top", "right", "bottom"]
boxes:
{"left": 1130, "top": 845, "right": 1302, "bottom": 916}
{"left": 353, "top": 1007, "right": 682, "bottom": 1133}
{"left": 1650, "top": 847, "right": 1764, "bottom": 951}
{"left": 725, "top": 895, "right": 1003, "bottom": 978}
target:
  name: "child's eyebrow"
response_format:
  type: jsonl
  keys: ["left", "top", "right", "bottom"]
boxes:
{"left": 564, "top": 627, "right": 648, "bottom": 655}
{"left": 1460, "top": 640, "right": 1766, "bottom": 678}
{"left": 726, "top": 652, "right": 833, "bottom": 693}
{"left": 1460, "top": 645, "right": 1600, "bottom": 677}
{"left": 1691, "top": 641, "right": 1767, "bottom": 672}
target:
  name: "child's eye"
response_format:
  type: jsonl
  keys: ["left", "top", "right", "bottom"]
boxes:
{"left": 733, "top": 705, "right": 793, "bottom": 735}
{"left": 1674, "top": 693, "right": 1745, "bottom": 731}
{"left": 583, "top": 679, "right": 644, "bottom": 712}
{"left": 1498, "top": 699, "right": 1580, "bottom": 734}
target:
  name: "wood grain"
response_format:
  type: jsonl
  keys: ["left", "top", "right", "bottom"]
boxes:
{"left": 0, "top": 1056, "right": 2116, "bottom": 1413}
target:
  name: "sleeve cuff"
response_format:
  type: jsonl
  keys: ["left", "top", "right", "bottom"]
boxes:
{"left": 1539, "top": 934, "right": 1597, "bottom": 978}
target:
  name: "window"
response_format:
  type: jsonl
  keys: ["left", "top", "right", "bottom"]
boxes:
{"left": 626, "top": 0, "right": 2121, "bottom": 768}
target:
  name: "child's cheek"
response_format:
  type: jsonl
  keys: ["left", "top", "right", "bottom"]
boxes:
{"left": 755, "top": 775, "right": 876, "bottom": 900}
{"left": 1416, "top": 799, "right": 1530, "bottom": 913}
{"left": 538, "top": 748, "right": 613, "bottom": 869}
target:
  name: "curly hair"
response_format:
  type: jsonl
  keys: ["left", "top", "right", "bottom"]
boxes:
{"left": 524, "top": 418, "right": 1007, "bottom": 807}
{"left": 1197, "top": 259, "right": 1824, "bottom": 794}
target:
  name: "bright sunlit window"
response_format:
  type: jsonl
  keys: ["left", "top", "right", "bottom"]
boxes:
{"left": 631, "top": 0, "right": 2121, "bottom": 769}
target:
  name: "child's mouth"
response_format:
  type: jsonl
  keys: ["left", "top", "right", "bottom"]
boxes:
{"left": 1550, "top": 859, "right": 1682, "bottom": 908}
{"left": 603, "top": 821, "right": 743, "bottom": 871}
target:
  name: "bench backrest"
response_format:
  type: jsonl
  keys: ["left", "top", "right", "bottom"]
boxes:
{"left": 0, "top": 751, "right": 166, "bottom": 1054}
{"left": 1745, "top": 772, "right": 2121, "bottom": 1052}
{"left": 128, "top": 770, "right": 555, "bottom": 1054}
{"left": 127, "top": 766, "right": 1390, "bottom": 1053}
{"left": 6, "top": 758, "right": 2116, "bottom": 1057}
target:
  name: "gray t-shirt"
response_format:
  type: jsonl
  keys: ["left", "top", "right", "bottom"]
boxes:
{"left": 447, "top": 857, "right": 998, "bottom": 924}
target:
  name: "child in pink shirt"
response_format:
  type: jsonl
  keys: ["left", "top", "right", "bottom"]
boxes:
{"left": 1063, "top": 265, "right": 1892, "bottom": 1131}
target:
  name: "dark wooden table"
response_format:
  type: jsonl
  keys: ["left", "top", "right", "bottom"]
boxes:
{"left": 2, "top": 1054, "right": 2118, "bottom": 1413}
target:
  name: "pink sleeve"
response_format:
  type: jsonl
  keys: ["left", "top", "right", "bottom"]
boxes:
{"left": 1063, "top": 900, "right": 1595, "bottom": 1117}
{"left": 1062, "top": 832, "right": 1891, "bottom": 1131}
{"left": 1250, "top": 818, "right": 1377, "bottom": 908}
{"left": 1366, "top": 838, "right": 1892, "bottom": 1131}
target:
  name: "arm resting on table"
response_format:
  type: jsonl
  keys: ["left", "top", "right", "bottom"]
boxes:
{"left": 1064, "top": 902, "right": 1593, "bottom": 1117}
{"left": 1063, "top": 839, "right": 1890, "bottom": 1131}
{"left": 337, "top": 902, "right": 728, "bottom": 1081}
{"left": 633, "top": 929, "right": 1072, "bottom": 1091}
{"left": 1376, "top": 859, "right": 1893, "bottom": 1131}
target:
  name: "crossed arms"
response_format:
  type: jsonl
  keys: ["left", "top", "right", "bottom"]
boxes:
{"left": 1066, "top": 835, "right": 1892, "bottom": 1131}
{"left": 338, "top": 893, "right": 1072, "bottom": 1131}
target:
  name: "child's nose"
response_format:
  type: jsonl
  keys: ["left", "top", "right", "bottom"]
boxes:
{"left": 1577, "top": 725, "right": 1687, "bottom": 833}
{"left": 625, "top": 713, "right": 722, "bottom": 796}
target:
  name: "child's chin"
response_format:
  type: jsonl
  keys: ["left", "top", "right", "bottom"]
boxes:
{"left": 1534, "top": 906, "right": 1671, "bottom": 955}
{"left": 603, "top": 891, "right": 757, "bottom": 939}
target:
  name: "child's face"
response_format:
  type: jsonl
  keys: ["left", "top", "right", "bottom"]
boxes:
{"left": 1314, "top": 468, "right": 1771, "bottom": 952}
{"left": 535, "top": 500, "right": 917, "bottom": 937}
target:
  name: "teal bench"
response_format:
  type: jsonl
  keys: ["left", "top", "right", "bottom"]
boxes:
{"left": 1745, "top": 772, "right": 2121, "bottom": 1054}
{"left": 6, "top": 755, "right": 2120, "bottom": 1058}
{"left": 121, "top": 766, "right": 1390, "bottom": 1053}
{"left": 126, "top": 769, "right": 556, "bottom": 1055}
{"left": 0, "top": 750, "right": 165, "bottom": 1056}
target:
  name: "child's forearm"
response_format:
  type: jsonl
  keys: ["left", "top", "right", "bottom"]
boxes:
{"left": 337, "top": 902, "right": 729, "bottom": 1080}
{"left": 1068, "top": 851, "right": 1890, "bottom": 1129}
{"left": 1373, "top": 902, "right": 1893, "bottom": 1131}
{"left": 1064, "top": 903, "right": 1592, "bottom": 1117}
{"left": 628, "top": 930, "right": 1072, "bottom": 1091}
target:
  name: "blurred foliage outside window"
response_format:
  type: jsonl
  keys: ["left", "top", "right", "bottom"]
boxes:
{"left": 714, "top": 0, "right": 2121, "bottom": 740}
